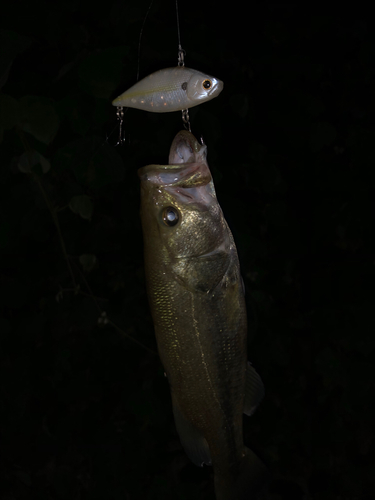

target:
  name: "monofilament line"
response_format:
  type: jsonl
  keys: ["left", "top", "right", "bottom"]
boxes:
{"left": 136, "top": 0, "right": 155, "bottom": 82}
{"left": 176, "top": 0, "right": 185, "bottom": 66}
{"left": 176, "top": 0, "right": 182, "bottom": 51}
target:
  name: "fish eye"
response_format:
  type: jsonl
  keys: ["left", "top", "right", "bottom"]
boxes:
{"left": 202, "top": 79, "right": 212, "bottom": 90}
{"left": 162, "top": 206, "right": 179, "bottom": 227}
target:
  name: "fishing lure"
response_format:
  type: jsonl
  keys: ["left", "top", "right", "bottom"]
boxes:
{"left": 112, "top": 66, "right": 223, "bottom": 113}
{"left": 110, "top": 0, "right": 223, "bottom": 144}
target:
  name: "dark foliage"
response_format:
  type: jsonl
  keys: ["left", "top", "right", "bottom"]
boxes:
{"left": 1, "top": 2, "right": 374, "bottom": 499}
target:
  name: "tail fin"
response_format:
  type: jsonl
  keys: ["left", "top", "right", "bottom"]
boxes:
{"left": 214, "top": 447, "right": 270, "bottom": 500}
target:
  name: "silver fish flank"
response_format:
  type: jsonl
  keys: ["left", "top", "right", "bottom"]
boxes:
{"left": 113, "top": 67, "right": 223, "bottom": 112}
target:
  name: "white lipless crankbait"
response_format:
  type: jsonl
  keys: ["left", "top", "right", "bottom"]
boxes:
{"left": 112, "top": 67, "right": 223, "bottom": 112}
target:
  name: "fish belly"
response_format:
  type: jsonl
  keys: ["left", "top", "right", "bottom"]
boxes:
{"left": 153, "top": 279, "right": 247, "bottom": 471}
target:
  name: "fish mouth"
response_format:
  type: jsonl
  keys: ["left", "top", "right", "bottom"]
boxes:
{"left": 175, "top": 239, "right": 228, "bottom": 261}
{"left": 138, "top": 130, "right": 211, "bottom": 188}
{"left": 138, "top": 163, "right": 211, "bottom": 188}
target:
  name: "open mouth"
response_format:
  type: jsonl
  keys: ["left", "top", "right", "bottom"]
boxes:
{"left": 138, "top": 161, "right": 211, "bottom": 188}
{"left": 138, "top": 130, "right": 212, "bottom": 188}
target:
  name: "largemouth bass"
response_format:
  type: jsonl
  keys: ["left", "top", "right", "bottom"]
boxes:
{"left": 113, "top": 67, "right": 223, "bottom": 112}
{"left": 138, "top": 131, "right": 268, "bottom": 499}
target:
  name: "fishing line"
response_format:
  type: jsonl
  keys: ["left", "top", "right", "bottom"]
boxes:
{"left": 175, "top": 0, "right": 186, "bottom": 68}
{"left": 107, "top": 0, "right": 155, "bottom": 147}
{"left": 109, "top": 0, "right": 192, "bottom": 146}
{"left": 136, "top": 0, "right": 155, "bottom": 82}
{"left": 104, "top": 0, "right": 155, "bottom": 147}
{"left": 175, "top": 0, "right": 191, "bottom": 131}
{"left": 175, "top": 0, "right": 183, "bottom": 61}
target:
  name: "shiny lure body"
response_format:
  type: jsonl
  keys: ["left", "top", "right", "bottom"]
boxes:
{"left": 138, "top": 131, "right": 268, "bottom": 499}
{"left": 112, "top": 67, "right": 223, "bottom": 112}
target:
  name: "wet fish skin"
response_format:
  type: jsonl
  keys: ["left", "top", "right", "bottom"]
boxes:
{"left": 138, "top": 131, "right": 268, "bottom": 499}
{"left": 113, "top": 67, "right": 223, "bottom": 112}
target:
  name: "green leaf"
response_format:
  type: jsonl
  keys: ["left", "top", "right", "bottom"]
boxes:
{"left": 0, "top": 30, "right": 32, "bottom": 90}
{"left": 0, "top": 93, "right": 20, "bottom": 142}
{"left": 69, "top": 195, "right": 93, "bottom": 220}
{"left": 79, "top": 254, "right": 97, "bottom": 272}
{"left": 55, "top": 95, "right": 91, "bottom": 136}
{"left": 18, "top": 96, "right": 59, "bottom": 144}
{"left": 17, "top": 150, "right": 51, "bottom": 174}
{"left": 55, "top": 136, "right": 125, "bottom": 190}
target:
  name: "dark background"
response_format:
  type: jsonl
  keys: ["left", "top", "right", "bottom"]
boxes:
{"left": 1, "top": 2, "right": 374, "bottom": 499}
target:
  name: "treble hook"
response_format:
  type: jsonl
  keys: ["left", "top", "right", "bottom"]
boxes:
{"left": 106, "top": 106, "right": 126, "bottom": 146}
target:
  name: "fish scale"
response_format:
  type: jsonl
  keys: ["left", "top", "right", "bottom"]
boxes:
{"left": 138, "top": 130, "right": 269, "bottom": 499}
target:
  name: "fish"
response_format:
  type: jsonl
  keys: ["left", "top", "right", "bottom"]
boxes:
{"left": 112, "top": 67, "right": 223, "bottom": 112}
{"left": 138, "top": 130, "right": 269, "bottom": 499}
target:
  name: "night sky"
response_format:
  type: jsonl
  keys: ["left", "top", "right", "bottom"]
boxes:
{"left": 1, "top": 2, "right": 374, "bottom": 499}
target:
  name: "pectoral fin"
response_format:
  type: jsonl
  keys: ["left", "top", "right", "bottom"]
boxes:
{"left": 243, "top": 361, "right": 265, "bottom": 416}
{"left": 172, "top": 400, "right": 212, "bottom": 467}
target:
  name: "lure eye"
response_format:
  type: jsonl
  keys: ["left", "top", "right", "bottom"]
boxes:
{"left": 162, "top": 206, "right": 179, "bottom": 227}
{"left": 202, "top": 79, "right": 212, "bottom": 90}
